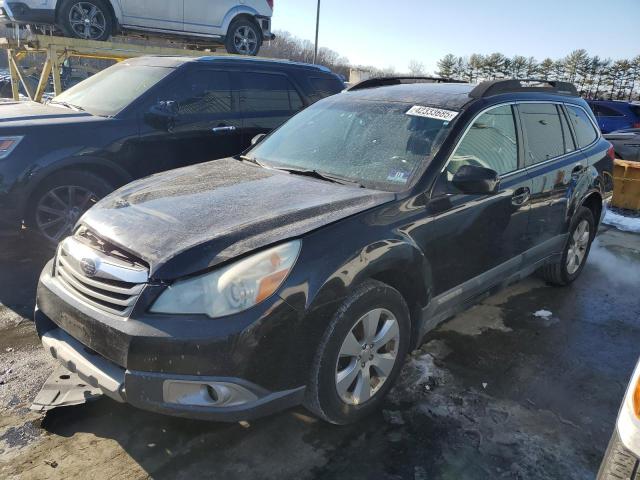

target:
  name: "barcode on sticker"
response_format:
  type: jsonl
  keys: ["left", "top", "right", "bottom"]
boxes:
{"left": 406, "top": 105, "right": 458, "bottom": 122}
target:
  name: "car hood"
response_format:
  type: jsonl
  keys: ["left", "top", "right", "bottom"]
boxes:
{"left": 80, "top": 158, "right": 395, "bottom": 279}
{"left": 0, "top": 100, "right": 94, "bottom": 127}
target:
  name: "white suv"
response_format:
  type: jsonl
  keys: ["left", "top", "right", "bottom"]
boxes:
{"left": 0, "top": 0, "right": 274, "bottom": 55}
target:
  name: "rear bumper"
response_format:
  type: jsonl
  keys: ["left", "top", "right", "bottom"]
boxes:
{"left": 0, "top": 2, "right": 55, "bottom": 24}
{"left": 255, "top": 15, "right": 274, "bottom": 41}
{"left": 36, "top": 315, "right": 305, "bottom": 422}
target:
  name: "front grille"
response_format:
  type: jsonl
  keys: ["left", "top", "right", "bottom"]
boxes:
{"left": 54, "top": 234, "right": 148, "bottom": 316}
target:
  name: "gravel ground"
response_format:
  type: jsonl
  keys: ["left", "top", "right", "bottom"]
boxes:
{"left": 0, "top": 227, "right": 639, "bottom": 479}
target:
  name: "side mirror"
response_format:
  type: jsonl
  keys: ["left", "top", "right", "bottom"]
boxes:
{"left": 145, "top": 100, "right": 178, "bottom": 131}
{"left": 452, "top": 164, "right": 500, "bottom": 195}
{"left": 251, "top": 133, "right": 266, "bottom": 146}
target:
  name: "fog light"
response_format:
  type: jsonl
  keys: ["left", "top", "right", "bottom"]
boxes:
{"left": 163, "top": 380, "right": 259, "bottom": 407}
{"left": 206, "top": 384, "right": 219, "bottom": 403}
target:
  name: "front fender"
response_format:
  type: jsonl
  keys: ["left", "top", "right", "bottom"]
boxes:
{"left": 276, "top": 219, "right": 431, "bottom": 386}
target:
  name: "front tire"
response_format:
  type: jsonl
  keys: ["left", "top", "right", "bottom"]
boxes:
{"left": 28, "top": 171, "right": 113, "bottom": 246}
{"left": 304, "top": 280, "right": 411, "bottom": 424}
{"left": 59, "top": 0, "right": 114, "bottom": 41}
{"left": 225, "top": 18, "right": 262, "bottom": 55}
{"left": 539, "top": 206, "right": 595, "bottom": 286}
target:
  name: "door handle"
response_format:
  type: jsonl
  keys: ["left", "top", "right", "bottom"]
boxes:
{"left": 511, "top": 187, "right": 531, "bottom": 206}
{"left": 211, "top": 125, "right": 237, "bottom": 133}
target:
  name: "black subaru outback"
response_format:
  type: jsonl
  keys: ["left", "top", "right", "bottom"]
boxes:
{"left": 35, "top": 78, "right": 614, "bottom": 424}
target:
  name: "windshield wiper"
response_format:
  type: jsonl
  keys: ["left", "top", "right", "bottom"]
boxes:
{"left": 273, "top": 167, "right": 365, "bottom": 188}
{"left": 50, "top": 100, "right": 86, "bottom": 112}
{"left": 238, "top": 155, "right": 267, "bottom": 167}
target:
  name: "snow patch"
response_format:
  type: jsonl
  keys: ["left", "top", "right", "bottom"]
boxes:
{"left": 603, "top": 209, "right": 640, "bottom": 233}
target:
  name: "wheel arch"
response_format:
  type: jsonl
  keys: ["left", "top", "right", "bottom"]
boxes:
{"left": 23, "top": 158, "right": 131, "bottom": 220}
{"left": 580, "top": 190, "right": 604, "bottom": 228}
{"left": 222, "top": 7, "right": 262, "bottom": 35}
{"left": 310, "top": 238, "right": 432, "bottom": 351}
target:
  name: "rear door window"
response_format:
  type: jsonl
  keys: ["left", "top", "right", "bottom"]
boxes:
{"left": 240, "top": 73, "right": 304, "bottom": 113}
{"left": 518, "top": 103, "right": 570, "bottom": 165}
{"left": 447, "top": 104, "right": 518, "bottom": 176}
{"left": 566, "top": 105, "right": 599, "bottom": 148}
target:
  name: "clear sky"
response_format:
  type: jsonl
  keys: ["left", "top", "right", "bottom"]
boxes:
{"left": 271, "top": 0, "right": 640, "bottom": 73}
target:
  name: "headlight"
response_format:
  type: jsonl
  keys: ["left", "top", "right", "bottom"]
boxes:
{"left": 150, "top": 240, "right": 301, "bottom": 318}
{"left": 0, "top": 136, "right": 23, "bottom": 159}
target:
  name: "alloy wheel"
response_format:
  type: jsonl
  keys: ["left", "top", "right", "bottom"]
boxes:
{"left": 335, "top": 308, "right": 400, "bottom": 405}
{"left": 566, "top": 219, "right": 590, "bottom": 275}
{"left": 35, "top": 185, "right": 98, "bottom": 243}
{"left": 69, "top": 2, "right": 107, "bottom": 40}
{"left": 233, "top": 26, "right": 258, "bottom": 54}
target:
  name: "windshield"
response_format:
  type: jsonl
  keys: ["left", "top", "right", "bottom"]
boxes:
{"left": 247, "top": 95, "right": 454, "bottom": 191}
{"left": 52, "top": 63, "right": 174, "bottom": 116}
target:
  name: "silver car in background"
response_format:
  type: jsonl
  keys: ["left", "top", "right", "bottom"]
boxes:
{"left": 0, "top": 0, "right": 274, "bottom": 55}
{"left": 597, "top": 358, "right": 640, "bottom": 480}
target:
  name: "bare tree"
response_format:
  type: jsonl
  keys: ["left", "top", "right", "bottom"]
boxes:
{"left": 408, "top": 60, "right": 425, "bottom": 76}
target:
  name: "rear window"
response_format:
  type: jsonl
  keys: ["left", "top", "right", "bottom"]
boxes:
{"left": 594, "top": 104, "right": 623, "bottom": 117}
{"left": 630, "top": 105, "right": 640, "bottom": 117}
{"left": 566, "top": 105, "right": 599, "bottom": 148}
{"left": 519, "top": 103, "right": 571, "bottom": 165}
{"left": 309, "top": 76, "right": 343, "bottom": 98}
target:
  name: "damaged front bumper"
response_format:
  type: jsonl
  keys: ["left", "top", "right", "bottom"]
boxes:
{"left": 34, "top": 314, "right": 305, "bottom": 421}
{"left": 33, "top": 259, "right": 306, "bottom": 421}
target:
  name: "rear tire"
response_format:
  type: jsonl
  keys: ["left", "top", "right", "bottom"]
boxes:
{"left": 59, "top": 0, "right": 114, "bottom": 41}
{"left": 304, "top": 280, "right": 411, "bottom": 424}
{"left": 27, "top": 170, "right": 113, "bottom": 247}
{"left": 538, "top": 206, "right": 595, "bottom": 286}
{"left": 225, "top": 18, "right": 262, "bottom": 55}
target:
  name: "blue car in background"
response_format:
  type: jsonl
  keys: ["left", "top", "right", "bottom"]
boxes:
{"left": 587, "top": 100, "right": 640, "bottom": 133}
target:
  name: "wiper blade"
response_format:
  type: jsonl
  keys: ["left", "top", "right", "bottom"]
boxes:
{"left": 238, "top": 155, "right": 267, "bottom": 167}
{"left": 50, "top": 100, "right": 85, "bottom": 112}
{"left": 274, "top": 167, "right": 364, "bottom": 188}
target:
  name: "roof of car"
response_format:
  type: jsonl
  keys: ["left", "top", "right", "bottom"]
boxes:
{"left": 344, "top": 83, "right": 477, "bottom": 110}
{"left": 121, "top": 55, "right": 333, "bottom": 73}
{"left": 344, "top": 80, "right": 585, "bottom": 110}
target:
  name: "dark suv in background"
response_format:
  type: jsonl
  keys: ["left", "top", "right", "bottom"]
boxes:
{"left": 0, "top": 55, "right": 344, "bottom": 243}
{"left": 35, "top": 78, "right": 613, "bottom": 424}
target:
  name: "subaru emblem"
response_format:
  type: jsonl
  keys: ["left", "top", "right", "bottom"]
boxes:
{"left": 80, "top": 257, "right": 98, "bottom": 277}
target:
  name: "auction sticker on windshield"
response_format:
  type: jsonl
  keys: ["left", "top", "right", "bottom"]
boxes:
{"left": 406, "top": 105, "right": 458, "bottom": 122}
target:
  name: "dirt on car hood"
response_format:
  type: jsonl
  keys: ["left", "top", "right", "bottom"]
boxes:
{"left": 80, "top": 158, "right": 395, "bottom": 279}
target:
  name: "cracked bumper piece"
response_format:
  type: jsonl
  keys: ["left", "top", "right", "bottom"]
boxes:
{"left": 37, "top": 323, "right": 305, "bottom": 421}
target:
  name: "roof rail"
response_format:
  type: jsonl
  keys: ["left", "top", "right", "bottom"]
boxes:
{"left": 348, "top": 76, "right": 464, "bottom": 91}
{"left": 469, "top": 79, "right": 578, "bottom": 99}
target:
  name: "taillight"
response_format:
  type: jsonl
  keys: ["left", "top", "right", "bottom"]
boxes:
{"left": 267, "top": 0, "right": 274, "bottom": 9}
{"left": 607, "top": 143, "right": 615, "bottom": 161}
{"left": 633, "top": 122, "right": 640, "bottom": 129}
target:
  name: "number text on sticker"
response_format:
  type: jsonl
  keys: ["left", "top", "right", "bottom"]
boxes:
{"left": 406, "top": 105, "right": 458, "bottom": 122}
